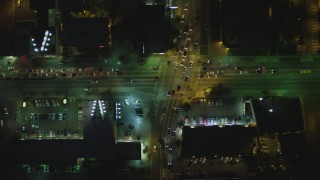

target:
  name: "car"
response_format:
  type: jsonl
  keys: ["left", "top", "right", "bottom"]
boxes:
{"left": 185, "top": 75, "right": 189, "bottom": 81}
{"left": 183, "top": 50, "right": 187, "bottom": 57}
{"left": 124, "top": 99, "right": 129, "bottom": 106}
{"left": 271, "top": 69, "right": 278, "bottom": 74}
{"left": 3, "top": 108, "right": 8, "bottom": 115}
{"left": 256, "top": 69, "right": 263, "bottom": 74}
{"left": 167, "top": 128, "right": 171, "bottom": 135}
{"left": 270, "top": 164, "right": 277, "bottom": 171}
{"left": 59, "top": 113, "right": 63, "bottom": 121}
{"left": 173, "top": 107, "right": 180, "bottom": 113}
{"left": 177, "top": 84, "right": 181, "bottom": 91}
{"left": 234, "top": 66, "right": 242, "bottom": 70}
{"left": 203, "top": 118, "right": 208, "bottom": 125}
{"left": 32, "top": 124, "right": 39, "bottom": 128}
{"left": 193, "top": 158, "right": 198, "bottom": 165}
{"left": 63, "top": 129, "right": 68, "bottom": 136}
{"left": 301, "top": 69, "right": 312, "bottom": 74}
{"left": 184, "top": 25, "right": 189, "bottom": 33}
{"left": 202, "top": 157, "right": 207, "bottom": 165}
{"left": 167, "top": 91, "right": 171, "bottom": 96}
{"left": 202, "top": 67, "right": 208, "bottom": 70}
{"left": 62, "top": 113, "right": 67, "bottom": 120}
{"left": 51, "top": 113, "right": 55, "bottom": 120}
{"left": 151, "top": 67, "right": 159, "bottom": 70}
{"left": 162, "top": 108, "right": 167, "bottom": 115}
{"left": 116, "top": 71, "right": 123, "bottom": 75}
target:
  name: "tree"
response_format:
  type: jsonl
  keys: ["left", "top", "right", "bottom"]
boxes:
{"left": 128, "top": 124, "right": 135, "bottom": 130}
{"left": 180, "top": 102, "right": 191, "bottom": 112}
{"left": 177, "top": 120, "right": 185, "bottom": 127}
{"left": 100, "top": 89, "right": 115, "bottom": 101}
{"left": 91, "top": 0, "right": 111, "bottom": 17}
{"left": 208, "top": 83, "right": 230, "bottom": 98}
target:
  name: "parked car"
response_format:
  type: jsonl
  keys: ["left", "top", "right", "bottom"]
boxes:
{"left": 124, "top": 99, "right": 129, "bottom": 106}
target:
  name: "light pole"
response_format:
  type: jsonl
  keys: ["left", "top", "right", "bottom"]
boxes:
{"left": 258, "top": 97, "right": 274, "bottom": 113}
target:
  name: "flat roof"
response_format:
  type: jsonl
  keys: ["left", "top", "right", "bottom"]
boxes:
{"left": 278, "top": 133, "right": 306, "bottom": 158}
{"left": 17, "top": 140, "right": 112, "bottom": 164}
{"left": 221, "top": 0, "right": 270, "bottom": 48}
{"left": 61, "top": 18, "right": 109, "bottom": 48}
{"left": 139, "top": 5, "right": 166, "bottom": 54}
{"left": 115, "top": 142, "right": 141, "bottom": 160}
{"left": 180, "top": 126, "right": 258, "bottom": 157}
{"left": 251, "top": 97, "right": 304, "bottom": 134}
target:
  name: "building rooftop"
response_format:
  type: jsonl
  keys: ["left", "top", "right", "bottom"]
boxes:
{"left": 278, "top": 133, "right": 306, "bottom": 159}
{"left": 61, "top": 18, "right": 109, "bottom": 48}
{"left": 180, "top": 126, "right": 258, "bottom": 157}
{"left": 139, "top": 5, "right": 166, "bottom": 54}
{"left": 251, "top": 97, "right": 304, "bottom": 134}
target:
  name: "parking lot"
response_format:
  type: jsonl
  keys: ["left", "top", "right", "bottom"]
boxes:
{"left": 184, "top": 97, "right": 254, "bottom": 127}
{"left": 18, "top": 98, "right": 82, "bottom": 140}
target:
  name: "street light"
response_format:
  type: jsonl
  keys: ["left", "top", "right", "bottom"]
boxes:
{"left": 258, "top": 97, "right": 274, "bottom": 113}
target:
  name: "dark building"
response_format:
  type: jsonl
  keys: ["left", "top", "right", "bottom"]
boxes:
{"left": 278, "top": 133, "right": 306, "bottom": 159}
{"left": 251, "top": 97, "right": 304, "bottom": 134}
{"left": 139, "top": 5, "right": 166, "bottom": 55}
{"left": 61, "top": 18, "right": 109, "bottom": 49}
{"left": 221, "top": 0, "right": 270, "bottom": 54}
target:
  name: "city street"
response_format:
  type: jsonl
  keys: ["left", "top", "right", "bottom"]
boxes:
{"left": 1, "top": 0, "right": 320, "bottom": 179}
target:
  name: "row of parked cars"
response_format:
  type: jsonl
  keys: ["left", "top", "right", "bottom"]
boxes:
{"left": 16, "top": 68, "right": 105, "bottom": 79}
{"left": 188, "top": 156, "right": 211, "bottom": 167}
{"left": 31, "top": 113, "right": 67, "bottom": 121}
{"left": 34, "top": 99, "right": 61, "bottom": 107}
{"left": 188, "top": 116, "right": 242, "bottom": 126}
{"left": 199, "top": 98, "right": 223, "bottom": 106}
{"left": 31, "top": 129, "right": 78, "bottom": 138}
{"left": 188, "top": 156, "right": 242, "bottom": 168}
{"left": 22, "top": 164, "right": 81, "bottom": 174}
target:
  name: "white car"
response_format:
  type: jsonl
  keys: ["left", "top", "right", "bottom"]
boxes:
{"left": 124, "top": 99, "right": 129, "bottom": 106}
{"left": 3, "top": 108, "right": 8, "bottom": 115}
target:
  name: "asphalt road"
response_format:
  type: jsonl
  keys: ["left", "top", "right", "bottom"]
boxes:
{"left": 2, "top": 0, "right": 320, "bottom": 179}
